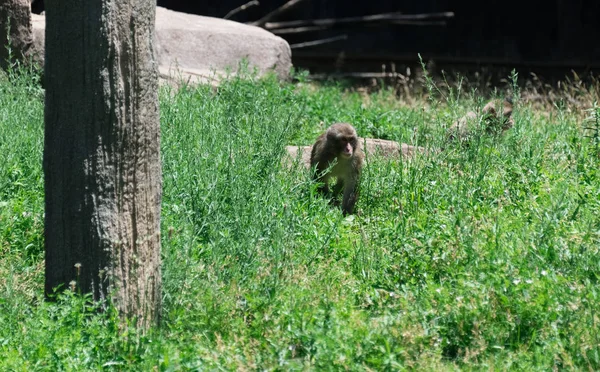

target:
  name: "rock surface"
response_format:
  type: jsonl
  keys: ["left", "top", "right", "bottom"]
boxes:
{"left": 284, "top": 138, "right": 427, "bottom": 169}
{"left": 31, "top": 12, "right": 44, "bottom": 65}
{"left": 30, "top": 7, "right": 292, "bottom": 84}
{"left": 154, "top": 7, "right": 292, "bottom": 84}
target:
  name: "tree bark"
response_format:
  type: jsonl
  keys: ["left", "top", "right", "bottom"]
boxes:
{"left": 0, "top": 0, "right": 33, "bottom": 68}
{"left": 44, "top": 0, "right": 162, "bottom": 328}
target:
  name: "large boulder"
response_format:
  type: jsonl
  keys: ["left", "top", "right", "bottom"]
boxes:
{"left": 155, "top": 7, "right": 292, "bottom": 84}
{"left": 30, "top": 7, "right": 292, "bottom": 84}
{"left": 31, "top": 12, "right": 45, "bottom": 66}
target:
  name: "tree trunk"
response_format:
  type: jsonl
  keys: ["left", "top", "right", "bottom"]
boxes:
{"left": 44, "top": 0, "right": 162, "bottom": 328}
{"left": 0, "top": 0, "right": 33, "bottom": 68}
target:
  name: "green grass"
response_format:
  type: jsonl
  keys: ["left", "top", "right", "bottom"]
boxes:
{"left": 1, "top": 66, "right": 599, "bottom": 370}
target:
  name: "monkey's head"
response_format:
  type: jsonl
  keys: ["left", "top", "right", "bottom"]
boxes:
{"left": 482, "top": 98, "right": 513, "bottom": 118}
{"left": 482, "top": 98, "right": 514, "bottom": 132}
{"left": 326, "top": 123, "right": 359, "bottom": 159}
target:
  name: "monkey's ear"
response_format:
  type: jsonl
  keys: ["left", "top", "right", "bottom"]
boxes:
{"left": 482, "top": 101, "right": 498, "bottom": 116}
{"left": 326, "top": 129, "right": 337, "bottom": 141}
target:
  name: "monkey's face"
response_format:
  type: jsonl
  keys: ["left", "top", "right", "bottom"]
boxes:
{"left": 327, "top": 126, "right": 358, "bottom": 159}
{"left": 339, "top": 139, "right": 354, "bottom": 158}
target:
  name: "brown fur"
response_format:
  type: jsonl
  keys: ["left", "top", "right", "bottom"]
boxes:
{"left": 310, "top": 123, "right": 364, "bottom": 215}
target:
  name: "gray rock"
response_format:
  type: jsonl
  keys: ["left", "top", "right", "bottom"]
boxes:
{"left": 155, "top": 7, "right": 292, "bottom": 84}
{"left": 31, "top": 12, "right": 45, "bottom": 65}
{"left": 30, "top": 7, "right": 292, "bottom": 84}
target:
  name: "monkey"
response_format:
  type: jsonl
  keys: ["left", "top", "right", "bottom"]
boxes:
{"left": 481, "top": 97, "right": 514, "bottom": 134}
{"left": 447, "top": 97, "right": 514, "bottom": 142}
{"left": 310, "top": 123, "right": 364, "bottom": 215}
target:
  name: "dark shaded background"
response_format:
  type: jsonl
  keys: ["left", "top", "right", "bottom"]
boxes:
{"left": 33, "top": 0, "right": 600, "bottom": 75}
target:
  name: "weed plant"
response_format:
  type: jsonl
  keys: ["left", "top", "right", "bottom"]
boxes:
{"left": 0, "top": 64, "right": 599, "bottom": 370}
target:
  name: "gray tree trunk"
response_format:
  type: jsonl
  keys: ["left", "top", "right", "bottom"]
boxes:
{"left": 44, "top": 0, "right": 162, "bottom": 328}
{"left": 0, "top": 0, "right": 33, "bottom": 68}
